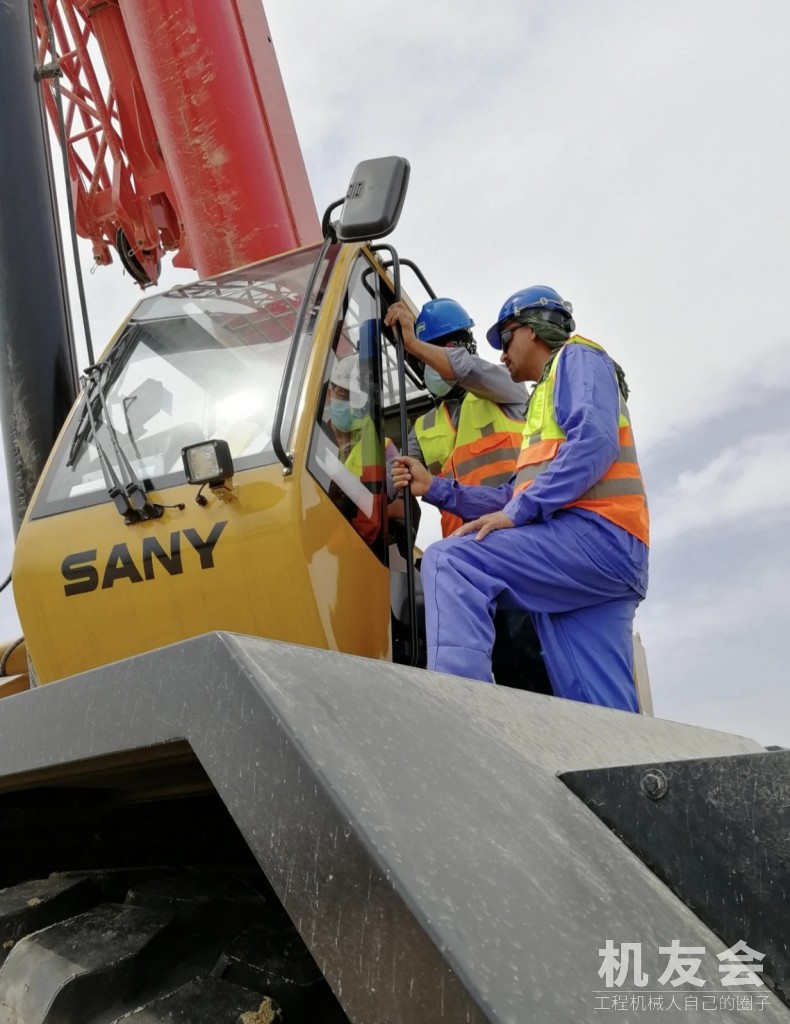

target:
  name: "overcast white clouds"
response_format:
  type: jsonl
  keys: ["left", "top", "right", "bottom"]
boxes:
{"left": 650, "top": 430, "right": 790, "bottom": 545}
{"left": 2, "top": 0, "right": 789, "bottom": 744}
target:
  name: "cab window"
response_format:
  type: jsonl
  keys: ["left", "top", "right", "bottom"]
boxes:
{"left": 31, "top": 245, "right": 333, "bottom": 518}
{"left": 307, "top": 258, "right": 388, "bottom": 562}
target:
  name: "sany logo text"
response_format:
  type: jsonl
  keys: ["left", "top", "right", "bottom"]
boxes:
{"left": 61, "top": 522, "right": 227, "bottom": 596}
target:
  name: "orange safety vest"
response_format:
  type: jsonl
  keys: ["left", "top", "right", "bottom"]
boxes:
{"left": 513, "top": 337, "right": 649, "bottom": 545}
{"left": 416, "top": 394, "right": 524, "bottom": 537}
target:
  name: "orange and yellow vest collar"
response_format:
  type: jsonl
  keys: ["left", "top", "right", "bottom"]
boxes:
{"left": 415, "top": 394, "right": 524, "bottom": 537}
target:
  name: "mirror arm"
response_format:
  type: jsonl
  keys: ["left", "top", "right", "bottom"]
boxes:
{"left": 321, "top": 198, "right": 344, "bottom": 242}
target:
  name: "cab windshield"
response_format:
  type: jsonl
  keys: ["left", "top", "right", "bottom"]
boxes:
{"left": 32, "top": 244, "right": 333, "bottom": 518}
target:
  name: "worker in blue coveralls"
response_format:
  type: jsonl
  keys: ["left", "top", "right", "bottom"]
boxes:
{"left": 385, "top": 296, "right": 552, "bottom": 694}
{"left": 391, "top": 285, "right": 649, "bottom": 712}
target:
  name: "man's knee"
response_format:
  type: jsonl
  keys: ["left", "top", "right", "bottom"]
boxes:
{"left": 421, "top": 536, "right": 465, "bottom": 578}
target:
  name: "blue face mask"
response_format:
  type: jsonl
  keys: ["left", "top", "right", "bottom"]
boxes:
{"left": 329, "top": 398, "right": 356, "bottom": 431}
{"left": 330, "top": 398, "right": 367, "bottom": 431}
{"left": 424, "top": 365, "right": 453, "bottom": 398}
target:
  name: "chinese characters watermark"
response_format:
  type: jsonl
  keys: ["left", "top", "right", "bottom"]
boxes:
{"left": 595, "top": 940, "right": 768, "bottom": 1013}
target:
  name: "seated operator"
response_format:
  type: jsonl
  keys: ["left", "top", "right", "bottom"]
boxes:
{"left": 327, "top": 355, "right": 404, "bottom": 544}
{"left": 391, "top": 285, "right": 649, "bottom": 713}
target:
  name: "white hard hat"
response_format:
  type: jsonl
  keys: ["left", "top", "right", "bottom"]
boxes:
{"left": 330, "top": 354, "right": 357, "bottom": 389}
{"left": 329, "top": 354, "right": 367, "bottom": 407}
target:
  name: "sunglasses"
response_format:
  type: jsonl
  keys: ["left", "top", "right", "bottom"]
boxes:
{"left": 499, "top": 322, "right": 524, "bottom": 352}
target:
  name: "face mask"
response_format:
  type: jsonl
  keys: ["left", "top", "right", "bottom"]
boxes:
{"left": 424, "top": 365, "right": 453, "bottom": 398}
{"left": 330, "top": 398, "right": 366, "bottom": 431}
{"left": 329, "top": 398, "right": 356, "bottom": 431}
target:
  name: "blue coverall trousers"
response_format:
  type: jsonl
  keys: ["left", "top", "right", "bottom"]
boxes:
{"left": 420, "top": 512, "right": 641, "bottom": 712}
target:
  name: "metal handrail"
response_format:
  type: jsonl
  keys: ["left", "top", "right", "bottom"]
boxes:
{"left": 270, "top": 234, "right": 334, "bottom": 474}
{"left": 374, "top": 243, "right": 420, "bottom": 666}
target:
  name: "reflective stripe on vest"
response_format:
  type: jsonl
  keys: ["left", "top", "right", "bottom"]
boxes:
{"left": 439, "top": 394, "right": 525, "bottom": 537}
{"left": 443, "top": 394, "right": 524, "bottom": 483}
{"left": 513, "top": 337, "right": 649, "bottom": 545}
{"left": 415, "top": 404, "right": 456, "bottom": 475}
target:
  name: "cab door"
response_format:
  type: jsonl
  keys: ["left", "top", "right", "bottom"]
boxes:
{"left": 297, "top": 250, "right": 394, "bottom": 660}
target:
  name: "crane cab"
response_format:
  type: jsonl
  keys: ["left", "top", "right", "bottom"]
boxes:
{"left": 13, "top": 239, "right": 429, "bottom": 684}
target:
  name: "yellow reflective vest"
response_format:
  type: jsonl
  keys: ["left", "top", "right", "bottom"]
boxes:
{"left": 416, "top": 394, "right": 524, "bottom": 536}
{"left": 513, "top": 336, "right": 649, "bottom": 545}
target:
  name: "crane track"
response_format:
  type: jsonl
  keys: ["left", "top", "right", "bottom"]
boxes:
{"left": 0, "top": 868, "right": 349, "bottom": 1024}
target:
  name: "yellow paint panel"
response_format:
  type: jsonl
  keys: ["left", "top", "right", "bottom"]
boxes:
{"left": 14, "top": 460, "right": 390, "bottom": 683}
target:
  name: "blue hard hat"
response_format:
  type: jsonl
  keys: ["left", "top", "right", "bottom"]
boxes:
{"left": 486, "top": 285, "right": 575, "bottom": 349}
{"left": 415, "top": 298, "right": 474, "bottom": 344}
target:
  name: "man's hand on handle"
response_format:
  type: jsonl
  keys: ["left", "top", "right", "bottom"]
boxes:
{"left": 392, "top": 457, "right": 433, "bottom": 498}
{"left": 384, "top": 300, "right": 456, "bottom": 378}
{"left": 384, "top": 301, "right": 419, "bottom": 351}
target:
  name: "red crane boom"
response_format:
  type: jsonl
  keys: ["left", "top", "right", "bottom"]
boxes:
{"left": 32, "top": 0, "right": 320, "bottom": 285}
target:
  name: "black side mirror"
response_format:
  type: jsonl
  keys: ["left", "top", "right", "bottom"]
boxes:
{"left": 334, "top": 156, "right": 410, "bottom": 242}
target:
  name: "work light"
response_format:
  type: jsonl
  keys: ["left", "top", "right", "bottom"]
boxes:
{"left": 181, "top": 440, "right": 234, "bottom": 486}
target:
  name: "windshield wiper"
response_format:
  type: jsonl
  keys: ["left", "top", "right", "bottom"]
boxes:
{"left": 66, "top": 396, "right": 94, "bottom": 468}
{"left": 67, "top": 328, "right": 138, "bottom": 468}
{"left": 79, "top": 364, "right": 164, "bottom": 524}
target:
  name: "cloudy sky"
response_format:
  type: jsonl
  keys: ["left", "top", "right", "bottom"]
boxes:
{"left": 2, "top": 0, "right": 789, "bottom": 745}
